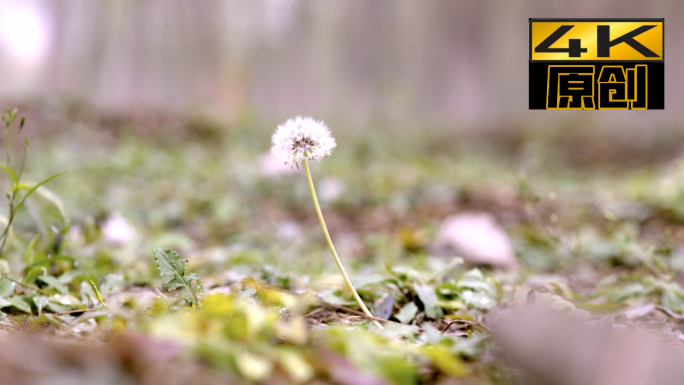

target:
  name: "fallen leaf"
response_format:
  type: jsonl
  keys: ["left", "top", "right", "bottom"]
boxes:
{"left": 430, "top": 212, "right": 517, "bottom": 268}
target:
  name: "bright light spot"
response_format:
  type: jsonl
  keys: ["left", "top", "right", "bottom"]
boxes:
{"left": 0, "top": 2, "right": 49, "bottom": 64}
{"left": 102, "top": 212, "right": 135, "bottom": 245}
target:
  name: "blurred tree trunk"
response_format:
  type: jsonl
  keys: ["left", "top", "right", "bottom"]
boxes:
{"left": 4, "top": 0, "right": 679, "bottom": 126}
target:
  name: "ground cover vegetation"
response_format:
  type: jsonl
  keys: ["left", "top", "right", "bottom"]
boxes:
{"left": 1, "top": 102, "right": 684, "bottom": 384}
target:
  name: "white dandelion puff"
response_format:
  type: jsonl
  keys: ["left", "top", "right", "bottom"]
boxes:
{"left": 269, "top": 116, "right": 382, "bottom": 329}
{"left": 271, "top": 116, "right": 336, "bottom": 169}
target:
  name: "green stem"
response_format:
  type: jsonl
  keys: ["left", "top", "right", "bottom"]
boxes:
{"left": 3, "top": 275, "right": 51, "bottom": 296}
{"left": 303, "top": 160, "right": 383, "bottom": 329}
{"left": 181, "top": 276, "right": 199, "bottom": 309}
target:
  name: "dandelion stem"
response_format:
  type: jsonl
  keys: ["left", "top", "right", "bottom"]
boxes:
{"left": 303, "top": 160, "right": 383, "bottom": 329}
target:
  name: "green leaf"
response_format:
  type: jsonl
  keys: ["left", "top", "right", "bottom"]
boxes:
{"left": 436, "top": 282, "right": 461, "bottom": 295}
{"left": 423, "top": 346, "right": 468, "bottom": 377}
{"left": 377, "top": 355, "right": 418, "bottom": 385}
{"left": 152, "top": 248, "right": 199, "bottom": 307}
{"left": 23, "top": 266, "right": 46, "bottom": 285}
{"left": 575, "top": 302, "right": 628, "bottom": 316}
{"left": 235, "top": 352, "right": 273, "bottom": 381}
{"left": 10, "top": 296, "right": 31, "bottom": 313}
{"left": 46, "top": 301, "right": 71, "bottom": 313}
{"left": 13, "top": 170, "right": 71, "bottom": 214}
{"left": 56, "top": 271, "right": 78, "bottom": 284}
{"left": 275, "top": 350, "right": 314, "bottom": 383}
{"left": 385, "top": 264, "right": 427, "bottom": 285}
{"left": 0, "top": 164, "right": 17, "bottom": 185}
{"left": 35, "top": 186, "right": 70, "bottom": 230}
{"left": 414, "top": 284, "right": 443, "bottom": 319}
{"left": 0, "top": 296, "right": 11, "bottom": 308}
{"left": 23, "top": 234, "right": 39, "bottom": 267}
{"left": 436, "top": 299, "right": 465, "bottom": 310}
{"left": 164, "top": 276, "right": 186, "bottom": 291}
{"left": 185, "top": 273, "right": 205, "bottom": 293}
{"left": 37, "top": 275, "right": 68, "bottom": 295}
{"left": 28, "top": 314, "right": 62, "bottom": 329}
{"left": 33, "top": 295, "right": 48, "bottom": 315}
{"left": 456, "top": 268, "right": 495, "bottom": 294}
{"left": 351, "top": 275, "right": 387, "bottom": 289}
{"left": 25, "top": 254, "right": 75, "bottom": 271}
{"left": 79, "top": 281, "right": 94, "bottom": 306}
{"left": 153, "top": 248, "right": 187, "bottom": 277}
{"left": 319, "top": 291, "right": 357, "bottom": 307}
{"left": 395, "top": 302, "right": 418, "bottom": 324}
{"left": 0, "top": 260, "right": 8, "bottom": 276}
{"left": 101, "top": 273, "right": 123, "bottom": 293}
{"left": 88, "top": 278, "right": 106, "bottom": 307}
{"left": 0, "top": 221, "right": 11, "bottom": 254}
{"left": 0, "top": 278, "right": 14, "bottom": 297}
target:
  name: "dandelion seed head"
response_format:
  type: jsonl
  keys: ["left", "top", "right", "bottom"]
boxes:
{"left": 271, "top": 116, "right": 336, "bottom": 169}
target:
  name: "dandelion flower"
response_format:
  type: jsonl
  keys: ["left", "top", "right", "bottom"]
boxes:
{"left": 271, "top": 116, "right": 336, "bottom": 169}
{"left": 271, "top": 117, "right": 383, "bottom": 328}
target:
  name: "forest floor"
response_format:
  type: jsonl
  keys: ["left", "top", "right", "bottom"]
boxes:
{"left": 1, "top": 100, "right": 684, "bottom": 384}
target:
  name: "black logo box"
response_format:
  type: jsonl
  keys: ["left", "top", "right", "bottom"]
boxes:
{"left": 528, "top": 18, "right": 664, "bottom": 110}
{"left": 529, "top": 62, "right": 664, "bottom": 109}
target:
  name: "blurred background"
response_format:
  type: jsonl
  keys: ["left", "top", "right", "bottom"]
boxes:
{"left": 0, "top": 0, "right": 681, "bottom": 127}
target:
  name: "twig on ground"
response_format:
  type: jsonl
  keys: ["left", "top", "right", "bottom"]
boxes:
{"left": 317, "top": 300, "right": 398, "bottom": 326}
{"left": 304, "top": 307, "right": 325, "bottom": 318}
{"left": 2, "top": 275, "right": 51, "bottom": 296}
{"left": 441, "top": 319, "right": 491, "bottom": 334}
{"left": 55, "top": 308, "right": 98, "bottom": 316}
{"left": 655, "top": 305, "right": 684, "bottom": 320}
